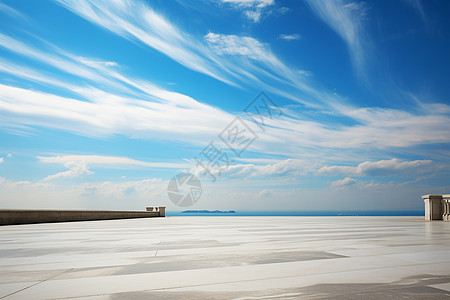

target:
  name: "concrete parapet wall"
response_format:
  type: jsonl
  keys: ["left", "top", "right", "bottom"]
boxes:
{"left": 0, "top": 208, "right": 165, "bottom": 226}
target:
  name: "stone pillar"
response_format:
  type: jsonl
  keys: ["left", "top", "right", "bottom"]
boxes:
{"left": 158, "top": 207, "right": 166, "bottom": 217}
{"left": 422, "top": 194, "right": 443, "bottom": 221}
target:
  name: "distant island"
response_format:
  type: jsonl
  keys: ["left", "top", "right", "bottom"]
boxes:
{"left": 181, "top": 210, "right": 236, "bottom": 214}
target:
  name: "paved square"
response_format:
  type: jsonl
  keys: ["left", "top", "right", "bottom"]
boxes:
{"left": 0, "top": 217, "right": 449, "bottom": 299}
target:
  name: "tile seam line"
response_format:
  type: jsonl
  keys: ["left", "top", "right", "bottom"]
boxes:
{"left": 21, "top": 261, "right": 448, "bottom": 300}
{"left": 0, "top": 252, "right": 161, "bottom": 268}
{"left": 0, "top": 268, "right": 74, "bottom": 299}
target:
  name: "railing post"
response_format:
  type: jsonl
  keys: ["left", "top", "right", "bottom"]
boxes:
{"left": 158, "top": 207, "right": 166, "bottom": 217}
{"left": 422, "top": 194, "right": 443, "bottom": 220}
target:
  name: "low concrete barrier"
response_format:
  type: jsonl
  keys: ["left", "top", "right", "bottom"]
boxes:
{"left": 0, "top": 207, "right": 166, "bottom": 225}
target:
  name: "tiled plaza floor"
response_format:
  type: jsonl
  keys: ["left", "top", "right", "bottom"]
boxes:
{"left": 0, "top": 216, "right": 449, "bottom": 299}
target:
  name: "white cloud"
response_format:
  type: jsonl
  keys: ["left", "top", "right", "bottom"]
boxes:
{"left": 73, "top": 178, "right": 165, "bottom": 199}
{"left": 0, "top": 81, "right": 233, "bottom": 143}
{"left": 257, "top": 189, "right": 272, "bottom": 197}
{"left": 55, "top": 0, "right": 235, "bottom": 85}
{"left": 205, "top": 33, "right": 269, "bottom": 60}
{"left": 221, "top": 0, "right": 274, "bottom": 22}
{"left": 192, "top": 158, "right": 314, "bottom": 179}
{"left": 0, "top": 0, "right": 449, "bottom": 168}
{"left": 0, "top": 177, "right": 50, "bottom": 189}
{"left": 202, "top": 32, "right": 318, "bottom": 102}
{"left": 297, "top": 70, "right": 313, "bottom": 77}
{"left": 252, "top": 103, "right": 450, "bottom": 159}
{"left": 6, "top": 153, "right": 12, "bottom": 158}
{"left": 43, "top": 161, "right": 94, "bottom": 181}
{"left": 244, "top": 10, "right": 262, "bottom": 22}
{"left": 0, "top": 176, "right": 167, "bottom": 210}
{"left": 0, "top": 157, "right": 3, "bottom": 163}
{"left": 279, "top": 33, "right": 301, "bottom": 41}
{"left": 0, "top": 33, "right": 118, "bottom": 87}
{"left": 318, "top": 158, "right": 432, "bottom": 176}
{"left": 331, "top": 177, "right": 357, "bottom": 187}
{"left": 0, "top": 3, "right": 28, "bottom": 22}
{"left": 221, "top": 0, "right": 274, "bottom": 8}
{"left": 305, "top": 0, "right": 369, "bottom": 78}
{"left": 39, "top": 155, "right": 190, "bottom": 169}
{"left": 51, "top": 0, "right": 342, "bottom": 108}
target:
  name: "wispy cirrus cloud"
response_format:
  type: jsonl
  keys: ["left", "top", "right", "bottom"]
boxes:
{"left": 0, "top": 31, "right": 237, "bottom": 143}
{"left": 0, "top": 3, "right": 28, "bottom": 22}
{"left": 305, "top": 0, "right": 370, "bottom": 78}
{"left": 278, "top": 33, "right": 301, "bottom": 41}
{"left": 1, "top": 45, "right": 449, "bottom": 164}
{"left": 0, "top": 83, "right": 233, "bottom": 142}
{"left": 55, "top": 0, "right": 237, "bottom": 85}
{"left": 39, "top": 155, "right": 190, "bottom": 169}
{"left": 222, "top": 0, "right": 274, "bottom": 8}
{"left": 54, "top": 0, "right": 323, "bottom": 107}
{"left": 0, "top": 0, "right": 448, "bottom": 168}
{"left": 40, "top": 155, "right": 189, "bottom": 181}
{"left": 403, "top": 0, "right": 428, "bottom": 26}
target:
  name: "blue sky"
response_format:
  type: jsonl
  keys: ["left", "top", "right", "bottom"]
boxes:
{"left": 0, "top": 0, "right": 449, "bottom": 211}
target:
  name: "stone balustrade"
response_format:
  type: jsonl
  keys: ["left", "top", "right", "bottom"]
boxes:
{"left": 146, "top": 206, "right": 166, "bottom": 217}
{"left": 422, "top": 194, "right": 450, "bottom": 221}
{"left": 443, "top": 195, "right": 450, "bottom": 221}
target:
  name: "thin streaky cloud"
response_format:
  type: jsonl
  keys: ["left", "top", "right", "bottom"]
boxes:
{"left": 221, "top": 0, "right": 274, "bottom": 8}
{"left": 0, "top": 83, "right": 233, "bottom": 142}
{"left": 403, "top": 0, "right": 428, "bottom": 26}
{"left": 0, "top": 6, "right": 446, "bottom": 157}
{"left": 279, "top": 33, "right": 301, "bottom": 41}
{"left": 0, "top": 3, "right": 28, "bottom": 22}
{"left": 0, "top": 33, "right": 126, "bottom": 92}
{"left": 1, "top": 50, "right": 449, "bottom": 162}
{"left": 55, "top": 0, "right": 237, "bottom": 86}
{"left": 39, "top": 155, "right": 191, "bottom": 169}
{"left": 54, "top": 0, "right": 330, "bottom": 108}
{"left": 305, "top": 0, "right": 370, "bottom": 79}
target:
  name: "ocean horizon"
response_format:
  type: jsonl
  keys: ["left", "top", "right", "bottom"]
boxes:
{"left": 166, "top": 210, "right": 425, "bottom": 217}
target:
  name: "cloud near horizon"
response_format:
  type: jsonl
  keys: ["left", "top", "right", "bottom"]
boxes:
{"left": 318, "top": 158, "right": 433, "bottom": 177}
